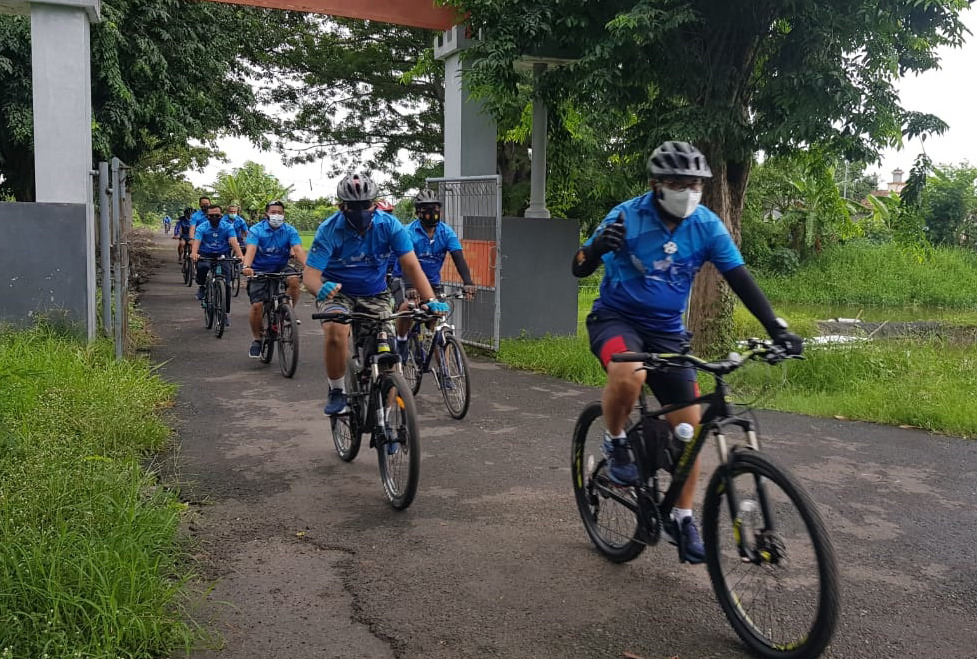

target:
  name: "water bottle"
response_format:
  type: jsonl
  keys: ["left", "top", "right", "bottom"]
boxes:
{"left": 377, "top": 330, "right": 391, "bottom": 353}
{"left": 669, "top": 422, "right": 695, "bottom": 469}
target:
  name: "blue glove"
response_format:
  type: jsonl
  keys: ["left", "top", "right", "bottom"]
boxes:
{"left": 317, "top": 281, "right": 340, "bottom": 302}
{"left": 426, "top": 300, "right": 450, "bottom": 314}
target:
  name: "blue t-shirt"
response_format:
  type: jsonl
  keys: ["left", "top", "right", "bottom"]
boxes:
{"left": 392, "top": 220, "right": 463, "bottom": 285}
{"left": 246, "top": 220, "right": 302, "bottom": 272}
{"left": 307, "top": 210, "right": 413, "bottom": 296}
{"left": 586, "top": 191, "right": 744, "bottom": 333}
{"left": 224, "top": 215, "right": 249, "bottom": 239}
{"left": 173, "top": 218, "right": 192, "bottom": 238}
{"left": 195, "top": 219, "right": 237, "bottom": 255}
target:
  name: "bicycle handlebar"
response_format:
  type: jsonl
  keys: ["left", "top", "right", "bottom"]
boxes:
{"left": 311, "top": 308, "right": 428, "bottom": 324}
{"left": 247, "top": 269, "right": 304, "bottom": 280}
{"left": 609, "top": 339, "right": 802, "bottom": 375}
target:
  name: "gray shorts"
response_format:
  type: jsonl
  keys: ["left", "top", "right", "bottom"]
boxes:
{"left": 316, "top": 290, "right": 395, "bottom": 344}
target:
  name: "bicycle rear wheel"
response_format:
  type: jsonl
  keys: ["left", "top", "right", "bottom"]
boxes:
{"left": 571, "top": 401, "right": 646, "bottom": 563}
{"left": 703, "top": 450, "right": 839, "bottom": 659}
{"left": 181, "top": 256, "right": 191, "bottom": 285}
{"left": 232, "top": 266, "right": 241, "bottom": 297}
{"left": 331, "top": 358, "right": 363, "bottom": 462}
{"left": 402, "top": 334, "right": 423, "bottom": 395}
{"left": 277, "top": 304, "right": 299, "bottom": 378}
{"left": 376, "top": 371, "right": 420, "bottom": 510}
{"left": 203, "top": 278, "right": 215, "bottom": 329}
{"left": 438, "top": 335, "right": 471, "bottom": 419}
{"left": 212, "top": 283, "right": 226, "bottom": 338}
{"left": 259, "top": 305, "right": 275, "bottom": 363}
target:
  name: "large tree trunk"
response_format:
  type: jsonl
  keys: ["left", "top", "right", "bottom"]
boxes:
{"left": 687, "top": 155, "right": 751, "bottom": 357}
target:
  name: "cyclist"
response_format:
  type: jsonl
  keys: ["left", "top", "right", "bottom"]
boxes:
{"left": 172, "top": 207, "right": 194, "bottom": 261}
{"left": 224, "top": 204, "right": 250, "bottom": 243}
{"left": 241, "top": 200, "right": 307, "bottom": 358}
{"left": 188, "top": 195, "right": 212, "bottom": 241}
{"left": 163, "top": 213, "right": 172, "bottom": 234}
{"left": 391, "top": 188, "right": 477, "bottom": 361}
{"left": 191, "top": 204, "right": 245, "bottom": 321}
{"left": 571, "top": 141, "right": 802, "bottom": 564}
{"left": 303, "top": 172, "right": 449, "bottom": 415}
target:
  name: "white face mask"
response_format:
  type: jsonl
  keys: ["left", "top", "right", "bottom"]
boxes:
{"left": 658, "top": 186, "right": 702, "bottom": 219}
{"left": 268, "top": 214, "right": 285, "bottom": 228}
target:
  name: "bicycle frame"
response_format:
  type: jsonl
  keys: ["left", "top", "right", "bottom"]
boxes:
{"left": 408, "top": 316, "right": 454, "bottom": 376}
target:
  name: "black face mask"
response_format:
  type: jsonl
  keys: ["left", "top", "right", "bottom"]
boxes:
{"left": 419, "top": 211, "right": 440, "bottom": 228}
{"left": 344, "top": 205, "right": 374, "bottom": 234}
{"left": 208, "top": 216, "right": 221, "bottom": 227}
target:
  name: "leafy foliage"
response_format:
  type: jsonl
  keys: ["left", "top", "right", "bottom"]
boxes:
{"left": 212, "top": 161, "right": 294, "bottom": 223}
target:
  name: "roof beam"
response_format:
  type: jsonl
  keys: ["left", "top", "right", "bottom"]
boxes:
{"left": 205, "top": 0, "right": 459, "bottom": 31}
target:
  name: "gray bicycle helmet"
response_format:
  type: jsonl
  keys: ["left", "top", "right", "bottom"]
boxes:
{"left": 413, "top": 188, "right": 440, "bottom": 206}
{"left": 647, "top": 141, "right": 713, "bottom": 179}
{"left": 337, "top": 172, "right": 378, "bottom": 202}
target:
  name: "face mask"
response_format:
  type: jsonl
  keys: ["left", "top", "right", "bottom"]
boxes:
{"left": 268, "top": 214, "right": 284, "bottom": 228}
{"left": 345, "top": 208, "right": 374, "bottom": 234}
{"left": 229, "top": 213, "right": 238, "bottom": 219}
{"left": 208, "top": 216, "right": 221, "bottom": 227}
{"left": 419, "top": 209, "right": 440, "bottom": 228}
{"left": 657, "top": 186, "right": 702, "bottom": 219}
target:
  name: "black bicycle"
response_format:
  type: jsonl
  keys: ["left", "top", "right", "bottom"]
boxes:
{"left": 198, "top": 255, "right": 239, "bottom": 338}
{"left": 401, "top": 291, "right": 471, "bottom": 419}
{"left": 311, "top": 307, "right": 427, "bottom": 510}
{"left": 571, "top": 340, "right": 838, "bottom": 659}
{"left": 180, "top": 239, "right": 194, "bottom": 286}
{"left": 251, "top": 271, "right": 300, "bottom": 378}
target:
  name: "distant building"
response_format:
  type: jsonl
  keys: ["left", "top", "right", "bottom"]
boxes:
{"left": 868, "top": 168, "right": 906, "bottom": 199}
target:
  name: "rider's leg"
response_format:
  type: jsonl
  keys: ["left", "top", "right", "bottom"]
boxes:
{"left": 286, "top": 275, "right": 301, "bottom": 307}
{"left": 602, "top": 361, "right": 647, "bottom": 435}
{"left": 323, "top": 321, "right": 349, "bottom": 381}
{"left": 249, "top": 302, "right": 263, "bottom": 339}
{"left": 665, "top": 405, "right": 702, "bottom": 510}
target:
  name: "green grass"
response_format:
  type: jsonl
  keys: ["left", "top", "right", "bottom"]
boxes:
{"left": 0, "top": 326, "right": 195, "bottom": 657}
{"left": 300, "top": 231, "right": 315, "bottom": 250}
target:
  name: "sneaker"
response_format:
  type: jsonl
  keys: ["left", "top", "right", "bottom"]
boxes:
{"left": 665, "top": 515, "right": 705, "bottom": 564}
{"left": 295, "top": 318, "right": 302, "bottom": 326}
{"left": 224, "top": 315, "right": 230, "bottom": 327}
{"left": 396, "top": 338, "right": 410, "bottom": 363}
{"left": 386, "top": 439, "right": 400, "bottom": 456}
{"left": 323, "top": 388, "right": 348, "bottom": 415}
{"left": 195, "top": 287, "right": 205, "bottom": 300}
{"left": 601, "top": 435, "right": 639, "bottom": 485}
{"left": 248, "top": 340, "right": 262, "bottom": 358}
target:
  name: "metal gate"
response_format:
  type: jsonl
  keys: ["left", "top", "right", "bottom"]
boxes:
{"left": 96, "top": 157, "right": 131, "bottom": 359}
{"left": 426, "top": 175, "right": 502, "bottom": 351}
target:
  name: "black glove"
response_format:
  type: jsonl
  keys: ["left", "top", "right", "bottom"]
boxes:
{"left": 770, "top": 328, "right": 804, "bottom": 356}
{"left": 592, "top": 212, "right": 626, "bottom": 256}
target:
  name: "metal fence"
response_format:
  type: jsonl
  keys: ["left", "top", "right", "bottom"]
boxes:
{"left": 96, "top": 157, "right": 131, "bottom": 359}
{"left": 427, "top": 175, "right": 502, "bottom": 351}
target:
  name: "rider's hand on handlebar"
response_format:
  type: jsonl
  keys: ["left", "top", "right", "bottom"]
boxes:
{"left": 463, "top": 284, "right": 476, "bottom": 301}
{"left": 316, "top": 281, "right": 341, "bottom": 302}
{"left": 242, "top": 265, "right": 254, "bottom": 277}
{"left": 770, "top": 329, "right": 804, "bottom": 356}
{"left": 425, "top": 300, "right": 450, "bottom": 315}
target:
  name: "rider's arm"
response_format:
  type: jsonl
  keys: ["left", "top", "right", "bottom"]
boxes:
{"left": 242, "top": 244, "right": 257, "bottom": 271}
{"left": 229, "top": 237, "right": 244, "bottom": 261}
{"left": 572, "top": 212, "right": 626, "bottom": 278}
{"left": 572, "top": 244, "right": 603, "bottom": 278}
{"left": 721, "top": 265, "right": 781, "bottom": 335}
{"left": 291, "top": 244, "right": 308, "bottom": 267}
{"left": 303, "top": 266, "right": 324, "bottom": 298}
{"left": 191, "top": 238, "right": 201, "bottom": 259}
{"left": 398, "top": 252, "right": 437, "bottom": 302}
{"left": 448, "top": 250, "right": 474, "bottom": 286}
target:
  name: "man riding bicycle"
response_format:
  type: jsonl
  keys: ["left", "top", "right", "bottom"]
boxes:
{"left": 191, "top": 204, "right": 245, "bottom": 322}
{"left": 188, "top": 195, "right": 211, "bottom": 241}
{"left": 224, "top": 204, "right": 250, "bottom": 243}
{"left": 572, "top": 141, "right": 802, "bottom": 564}
{"left": 172, "top": 207, "right": 193, "bottom": 261}
{"left": 242, "top": 200, "right": 307, "bottom": 358}
{"left": 302, "top": 172, "right": 449, "bottom": 416}
{"left": 391, "top": 188, "right": 477, "bottom": 361}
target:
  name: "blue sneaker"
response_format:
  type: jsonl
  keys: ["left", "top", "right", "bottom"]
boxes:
{"left": 323, "top": 388, "right": 348, "bottom": 415}
{"left": 396, "top": 338, "right": 410, "bottom": 363}
{"left": 601, "top": 435, "right": 639, "bottom": 485}
{"left": 666, "top": 515, "right": 705, "bottom": 564}
{"left": 386, "top": 438, "right": 400, "bottom": 456}
{"left": 248, "top": 340, "right": 261, "bottom": 359}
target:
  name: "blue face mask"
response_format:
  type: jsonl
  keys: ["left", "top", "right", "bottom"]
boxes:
{"left": 345, "top": 208, "right": 374, "bottom": 234}
{"left": 229, "top": 213, "right": 238, "bottom": 219}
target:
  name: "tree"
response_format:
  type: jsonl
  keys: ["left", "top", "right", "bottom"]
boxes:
{"left": 0, "top": 0, "right": 299, "bottom": 200}
{"left": 447, "top": 0, "right": 968, "bottom": 354}
{"left": 919, "top": 163, "right": 977, "bottom": 246}
{"left": 212, "top": 162, "right": 293, "bottom": 222}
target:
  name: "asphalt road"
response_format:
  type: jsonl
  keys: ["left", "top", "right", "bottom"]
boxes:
{"left": 139, "top": 237, "right": 977, "bottom": 659}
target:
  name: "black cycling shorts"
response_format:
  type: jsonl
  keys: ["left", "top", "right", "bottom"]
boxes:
{"left": 247, "top": 265, "right": 300, "bottom": 304}
{"left": 586, "top": 307, "right": 698, "bottom": 405}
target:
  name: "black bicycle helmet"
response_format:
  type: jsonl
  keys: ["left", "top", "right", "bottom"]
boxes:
{"left": 413, "top": 188, "right": 440, "bottom": 207}
{"left": 337, "top": 172, "right": 378, "bottom": 202}
{"left": 265, "top": 199, "right": 286, "bottom": 210}
{"left": 647, "top": 141, "right": 713, "bottom": 179}
{"left": 183, "top": 206, "right": 193, "bottom": 215}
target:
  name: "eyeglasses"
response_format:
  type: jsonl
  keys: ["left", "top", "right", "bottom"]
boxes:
{"left": 662, "top": 178, "right": 704, "bottom": 192}
{"left": 207, "top": 214, "right": 222, "bottom": 220}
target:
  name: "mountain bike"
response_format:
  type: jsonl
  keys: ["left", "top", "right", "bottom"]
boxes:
{"left": 198, "top": 255, "right": 239, "bottom": 338}
{"left": 311, "top": 307, "right": 427, "bottom": 510}
{"left": 400, "top": 291, "right": 471, "bottom": 419}
{"left": 250, "top": 270, "right": 301, "bottom": 378}
{"left": 229, "top": 260, "right": 242, "bottom": 297}
{"left": 180, "top": 239, "right": 194, "bottom": 286}
{"left": 571, "top": 340, "right": 839, "bottom": 659}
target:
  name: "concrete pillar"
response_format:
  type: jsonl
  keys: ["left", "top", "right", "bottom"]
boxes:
{"left": 434, "top": 26, "right": 496, "bottom": 178}
{"left": 524, "top": 63, "right": 550, "bottom": 218}
{"left": 29, "top": 0, "right": 100, "bottom": 340}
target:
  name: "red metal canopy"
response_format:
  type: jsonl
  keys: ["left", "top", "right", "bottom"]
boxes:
{"left": 207, "top": 0, "right": 459, "bottom": 31}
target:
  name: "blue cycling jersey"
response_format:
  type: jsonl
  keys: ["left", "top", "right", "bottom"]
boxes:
{"left": 585, "top": 191, "right": 744, "bottom": 333}
{"left": 174, "top": 218, "right": 192, "bottom": 238}
{"left": 195, "top": 220, "right": 237, "bottom": 255}
{"left": 306, "top": 210, "right": 413, "bottom": 296}
{"left": 392, "top": 220, "right": 463, "bottom": 286}
{"left": 246, "top": 220, "right": 301, "bottom": 272}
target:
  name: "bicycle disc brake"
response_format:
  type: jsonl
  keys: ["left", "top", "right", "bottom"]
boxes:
{"left": 637, "top": 489, "right": 662, "bottom": 545}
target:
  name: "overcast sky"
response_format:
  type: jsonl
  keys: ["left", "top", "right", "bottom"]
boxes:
{"left": 186, "top": 7, "right": 976, "bottom": 200}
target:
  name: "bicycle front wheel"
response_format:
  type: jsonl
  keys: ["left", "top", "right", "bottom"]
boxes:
{"left": 402, "top": 334, "right": 422, "bottom": 395}
{"left": 331, "top": 358, "right": 363, "bottom": 462}
{"left": 439, "top": 336, "right": 471, "bottom": 419}
{"left": 259, "top": 305, "right": 275, "bottom": 363}
{"left": 203, "top": 279, "right": 215, "bottom": 329}
{"left": 703, "top": 450, "right": 839, "bottom": 659}
{"left": 376, "top": 372, "right": 420, "bottom": 510}
{"left": 182, "top": 256, "right": 191, "bottom": 285}
{"left": 571, "top": 401, "right": 646, "bottom": 563}
{"left": 232, "top": 267, "right": 241, "bottom": 297}
{"left": 212, "top": 283, "right": 226, "bottom": 338}
{"left": 277, "top": 304, "right": 299, "bottom": 378}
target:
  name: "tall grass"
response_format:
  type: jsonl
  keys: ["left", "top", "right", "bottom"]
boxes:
{"left": 757, "top": 241, "right": 977, "bottom": 308}
{"left": 0, "top": 326, "right": 194, "bottom": 657}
